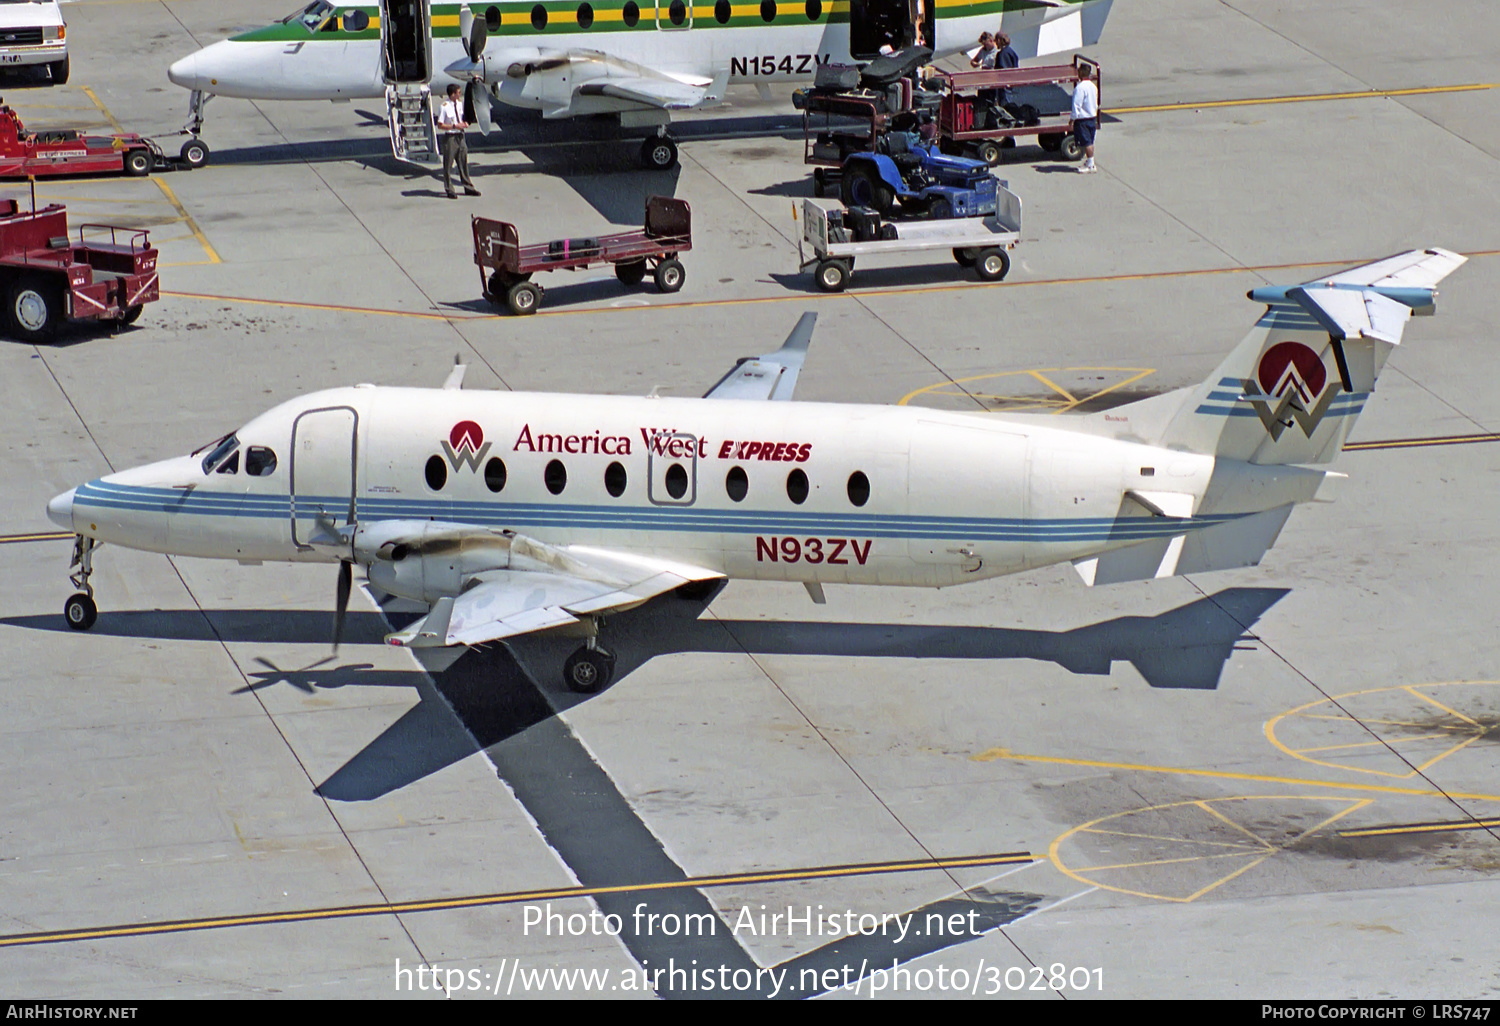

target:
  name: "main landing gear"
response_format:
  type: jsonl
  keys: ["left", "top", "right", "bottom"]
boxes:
{"left": 639, "top": 128, "right": 679, "bottom": 171}
{"left": 64, "top": 535, "right": 98, "bottom": 631}
{"left": 563, "top": 619, "right": 615, "bottom": 694}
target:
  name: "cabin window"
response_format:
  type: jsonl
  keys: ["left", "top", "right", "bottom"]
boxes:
{"left": 805, "top": 0, "right": 821, "bottom": 19}
{"left": 605, "top": 461, "right": 627, "bottom": 497}
{"left": 576, "top": 2, "right": 593, "bottom": 28}
{"left": 786, "top": 468, "right": 808, "bottom": 504}
{"left": 847, "top": 470, "right": 870, "bottom": 506}
{"left": 530, "top": 4, "right": 548, "bottom": 29}
{"left": 714, "top": 0, "right": 730, "bottom": 21}
{"left": 485, "top": 457, "right": 507, "bottom": 492}
{"left": 425, "top": 455, "right": 447, "bottom": 491}
{"left": 485, "top": 5, "right": 501, "bottom": 30}
{"left": 664, "top": 463, "right": 689, "bottom": 500}
{"left": 215, "top": 451, "right": 240, "bottom": 475}
{"left": 622, "top": 1, "right": 639, "bottom": 26}
{"left": 668, "top": 0, "right": 687, "bottom": 24}
{"left": 246, "top": 447, "right": 278, "bottom": 477}
{"left": 545, "top": 459, "right": 567, "bottom": 495}
{"left": 342, "top": 9, "right": 370, "bottom": 31}
{"left": 726, "top": 466, "right": 748, "bottom": 502}
{"left": 760, "top": 0, "right": 777, "bottom": 21}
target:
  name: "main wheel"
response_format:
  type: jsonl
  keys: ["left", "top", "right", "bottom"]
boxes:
{"left": 840, "top": 166, "right": 894, "bottom": 215}
{"left": 563, "top": 647, "right": 615, "bottom": 694}
{"left": 814, "top": 259, "right": 849, "bottom": 293}
{"left": 640, "top": 135, "right": 678, "bottom": 170}
{"left": 615, "top": 259, "right": 647, "bottom": 287}
{"left": 952, "top": 247, "right": 977, "bottom": 267}
{"left": 124, "top": 149, "right": 152, "bottom": 177}
{"left": 64, "top": 593, "right": 96, "bottom": 631}
{"left": 506, "top": 281, "right": 541, "bottom": 316}
{"left": 1038, "top": 132, "right": 1064, "bottom": 152}
{"left": 653, "top": 257, "right": 685, "bottom": 293}
{"left": 47, "top": 55, "right": 69, "bottom": 85}
{"left": 179, "top": 138, "right": 209, "bottom": 169}
{"left": 7, "top": 274, "right": 61, "bottom": 342}
{"left": 975, "top": 140, "right": 1002, "bottom": 166}
{"left": 1058, "top": 133, "right": 1085, "bottom": 161}
{"left": 974, "top": 247, "right": 1011, "bottom": 282}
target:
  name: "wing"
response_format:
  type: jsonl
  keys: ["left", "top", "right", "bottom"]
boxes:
{"left": 577, "top": 75, "right": 708, "bottom": 110}
{"left": 703, "top": 312, "right": 816, "bottom": 401}
{"left": 382, "top": 535, "right": 721, "bottom": 649}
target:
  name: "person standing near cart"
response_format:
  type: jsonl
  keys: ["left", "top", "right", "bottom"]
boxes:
{"left": 436, "top": 83, "right": 481, "bottom": 199}
{"left": 1072, "top": 63, "right": 1099, "bottom": 173}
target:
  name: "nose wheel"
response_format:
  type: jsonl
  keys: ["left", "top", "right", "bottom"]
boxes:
{"left": 65, "top": 534, "right": 98, "bottom": 631}
{"left": 563, "top": 641, "right": 615, "bottom": 694}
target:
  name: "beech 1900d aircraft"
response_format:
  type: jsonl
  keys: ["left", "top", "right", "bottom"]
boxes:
{"left": 47, "top": 248, "right": 1465, "bottom": 693}
{"left": 165, "top": 0, "right": 1113, "bottom": 169}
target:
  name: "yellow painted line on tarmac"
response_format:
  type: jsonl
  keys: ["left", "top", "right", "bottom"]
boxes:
{"left": 1344, "top": 432, "right": 1500, "bottom": 452}
{"left": 0, "top": 531, "right": 72, "bottom": 545}
{"left": 971, "top": 748, "right": 1500, "bottom": 803}
{"left": 152, "top": 177, "right": 221, "bottom": 265}
{"left": 79, "top": 85, "right": 123, "bottom": 134}
{"left": 0, "top": 849, "right": 1035, "bottom": 948}
{"left": 1338, "top": 817, "right": 1500, "bottom": 839}
{"left": 1110, "top": 82, "right": 1500, "bottom": 116}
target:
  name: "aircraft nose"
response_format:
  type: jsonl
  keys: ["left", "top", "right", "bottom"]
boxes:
{"left": 47, "top": 488, "right": 75, "bottom": 531}
{"left": 167, "top": 52, "right": 199, "bottom": 89}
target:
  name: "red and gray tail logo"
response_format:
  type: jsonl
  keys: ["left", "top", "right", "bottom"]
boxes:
{"left": 1243, "top": 342, "right": 1341, "bottom": 440}
{"left": 441, "top": 420, "right": 491, "bottom": 471}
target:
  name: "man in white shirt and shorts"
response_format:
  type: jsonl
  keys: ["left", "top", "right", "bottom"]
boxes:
{"left": 1071, "top": 64, "right": 1099, "bottom": 173}
{"left": 436, "top": 82, "right": 481, "bottom": 198}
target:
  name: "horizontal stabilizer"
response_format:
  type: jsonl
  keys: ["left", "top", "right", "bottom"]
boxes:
{"left": 1320, "top": 246, "right": 1468, "bottom": 291}
{"left": 1075, "top": 505, "right": 1293, "bottom": 586}
{"left": 1287, "top": 286, "right": 1411, "bottom": 345}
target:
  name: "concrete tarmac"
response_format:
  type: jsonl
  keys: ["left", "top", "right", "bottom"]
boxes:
{"left": 0, "top": 0, "right": 1496, "bottom": 1000}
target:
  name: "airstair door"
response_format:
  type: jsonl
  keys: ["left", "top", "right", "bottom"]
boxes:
{"left": 291, "top": 406, "right": 359, "bottom": 549}
{"left": 385, "top": 84, "right": 439, "bottom": 165}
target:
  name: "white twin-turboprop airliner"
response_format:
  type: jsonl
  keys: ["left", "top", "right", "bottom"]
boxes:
{"left": 164, "top": 0, "right": 1114, "bottom": 168}
{"left": 47, "top": 249, "right": 1465, "bottom": 693}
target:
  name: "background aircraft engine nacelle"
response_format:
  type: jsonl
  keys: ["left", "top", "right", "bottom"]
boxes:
{"left": 355, "top": 521, "right": 513, "bottom": 603}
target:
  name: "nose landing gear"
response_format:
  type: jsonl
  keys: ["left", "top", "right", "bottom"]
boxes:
{"left": 64, "top": 535, "right": 98, "bottom": 631}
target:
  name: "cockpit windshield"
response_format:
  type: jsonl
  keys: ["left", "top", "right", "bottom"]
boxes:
{"left": 279, "top": 1, "right": 335, "bottom": 31}
{"left": 196, "top": 432, "right": 240, "bottom": 475}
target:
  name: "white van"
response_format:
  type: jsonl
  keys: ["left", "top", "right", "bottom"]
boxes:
{"left": 0, "top": 0, "right": 67, "bottom": 84}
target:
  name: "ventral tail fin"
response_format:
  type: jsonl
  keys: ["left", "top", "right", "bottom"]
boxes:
{"left": 1103, "top": 248, "right": 1467, "bottom": 465}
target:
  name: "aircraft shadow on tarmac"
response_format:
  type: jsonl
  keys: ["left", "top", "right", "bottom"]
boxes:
{"left": 0, "top": 585, "right": 1284, "bottom": 800}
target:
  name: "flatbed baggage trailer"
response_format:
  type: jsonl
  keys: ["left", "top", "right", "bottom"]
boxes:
{"left": 932, "top": 56, "right": 1101, "bottom": 165}
{"left": 473, "top": 196, "right": 691, "bottom": 315}
{"left": 0, "top": 197, "right": 159, "bottom": 340}
{"left": 798, "top": 191, "right": 1021, "bottom": 292}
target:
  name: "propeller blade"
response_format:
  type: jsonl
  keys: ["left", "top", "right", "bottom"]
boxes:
{"left": 459, "top": 7, "right": 476, "bottom": 62}
{"left": 334, "top": 559, "right": 352, "bottom": 652}
{"left": 469, "top": 16, "right": 488, "bottom": 63}
{"left": 468, "top": 80, "right": 493, "bottom": 136}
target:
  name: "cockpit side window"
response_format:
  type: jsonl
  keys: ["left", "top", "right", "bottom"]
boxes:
{"left": 280, "top": 1, "right": 335, "bottom": 32}
{"left": 245, "top": 447, "right": 279, "bottom": 477}
{"left": 198, "top": 432, "right": 239, "bottom": 475}
{"left": 215, "top": 451, "right": 241, "bottom": 475}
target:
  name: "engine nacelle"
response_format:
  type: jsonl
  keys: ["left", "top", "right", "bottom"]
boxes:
{"left": 356, "top": 520, "right": 513, "bottom": 603}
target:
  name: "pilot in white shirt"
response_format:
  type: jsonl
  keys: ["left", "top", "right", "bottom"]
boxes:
{"left": 435, "top": 82, "right": 481, "bottom": 198}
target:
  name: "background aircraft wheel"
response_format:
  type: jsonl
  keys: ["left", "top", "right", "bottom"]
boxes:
{"left": 815, "top": 259, "right": 849, "bottom": 293}
{"left": 640, "top": 135, "right": 678, "bottom": 170}
{"left": 1038, "top": 132, "right": 1064, "bottom": 152}
{"left": 952, "top": 247, "right": 977, "bottom": 267}
{"left": 124, "top": 149, "right": 152, "bottom": 177}
{"left": 179, "top": 138, "right": 209, "bottom": 169}
{"left": 1058, "top": 133, "right": 1085, "bottom": 161}
{"left": 974, "top": 247, "right": 1011, "bottom": 282}
{"left": 64, "top": 593, "right": 96, "bottom": 631}
{"left": 975, "top": 140, "right": 1002, "bottom": 166}
{"left": 653, "top": 257, "right": 685, "bottom": 293}
{"left": 615, "top": 259, "right": 647, "bottom": 287}
{"left": 564, "top": 647, "right": 614, "bottom": 694}
{"left": 506, "top": 281, "right": 541, "bottom": 315}
{"left": 7, "top": 274, "right": 61, "bottom": 342}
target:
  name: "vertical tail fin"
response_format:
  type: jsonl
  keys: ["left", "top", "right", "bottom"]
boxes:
{"left": 1101, "top": 248, "right": 1467, "bottom": 464}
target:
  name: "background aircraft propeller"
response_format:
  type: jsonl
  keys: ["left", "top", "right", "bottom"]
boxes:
{"left": 458, "top": 7, "right": 494, "bottom": 135}
{"left": 334, "top": 558, "right": 352, "bottom": 651}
